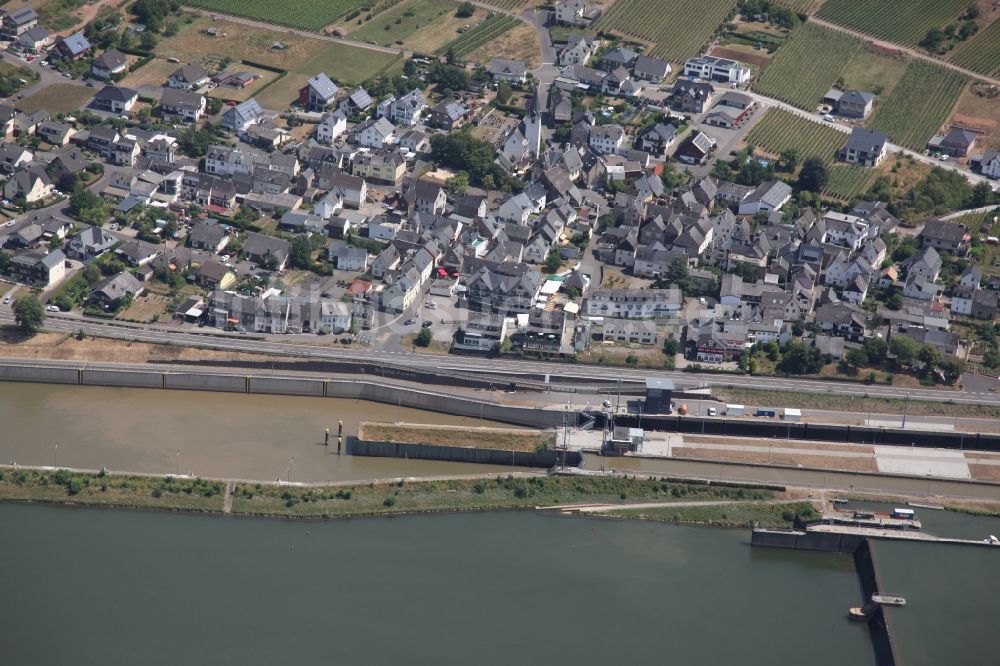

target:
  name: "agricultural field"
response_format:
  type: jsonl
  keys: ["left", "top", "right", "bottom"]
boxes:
{"left": 593, "top": 0, "right": 738, "bottom": 62}
{"left": 349, "top": 0, "right": 460, "bottom": 48}
{"left": 464, "top": 21, "right": 542, "bottom": 68}
{"left": 158, "top": 18, "right": 399, "bottom": 86}
{"left": 949, "top": 18, "right": 1000, "bottom": 77}
{"left": 767, "top": 0, "right": 815, "bottom": 11}
{"left": 476, "top": 0, "right": 531, "bottom": 8}
{"left": 180, "top": 0, "right": 369, "bottom": 31}
{"left": 745, "top": 108, "right": 876, "bottom": 200}
{"left": 437, "top": 14, "right": 520, "bottom": 58}
{"left": 753, "top": 22, "right": 863, "bottom": 110}
{"left": 868, "top": 60, "right": 968, "bottom": 151}
{"left": 816, "top": 0, "right": 972, "bottom": 48}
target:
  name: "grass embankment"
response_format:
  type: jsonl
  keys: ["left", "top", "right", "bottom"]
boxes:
{"left": 0, "top": 469, "right": 225, "bottom": 512}
{"left": 713, "top": 388, "right": 1000, "bottom": 420}
{"left": 0, "top": 468, "right": 780, "bottom": 520}
{"left": 232, "top": 476, "right": 777, "bottom": 518}
{"left": 604, "top": 501, "right": 818, "bottom": 528}
{"left": 358, "top": 422, "right": 555, "bottom": 452}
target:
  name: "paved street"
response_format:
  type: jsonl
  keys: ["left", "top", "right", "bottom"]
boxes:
{"left": 4, "top": 307, "right": 1000, "bottom": 406}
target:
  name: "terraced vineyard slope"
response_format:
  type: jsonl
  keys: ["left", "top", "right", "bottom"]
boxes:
{"left": 594, "top": 0, "right": 737, "bottom": 62}
{"left": 868, "top": 60, "right": 968, "bottom": 150}
{"left": 754, "top": 22, "right": 863, "bottom": 110}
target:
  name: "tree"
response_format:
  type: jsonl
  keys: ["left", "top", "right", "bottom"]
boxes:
{"left": 797, "top": 157, "right": 828, "bottom": 193}
{"left": 289, "top": 235, "right": 314, "bottom": 270}
{"left": 496, "top": 81, "right": 513, "bottom": 105}
{"left": 845, "top": 347, "right": 869, "bottom": 368}
{"left": 919, "top": 344, "right": 941, "bottom": 370}
{"left": 68, "top": 185, "right": 108, "bottom": 225}
{"left": 888, "top": 335, "right": 920, "bottom": 366}
{"left": 456, "top": 1, "right": 475, "bottom": 17}
{"left": 920, "top": 28, "right": 946, "bottom": 51}
{"left": 863, "top": 337, "right": 888, "bottom": 365}
{"left": 663, "top": 336, "right": 679, "bottom": 355}
{"left": 779, "top": 147, "right": 799, "bottom": 172}
{"left": 177, "top": 125, "right": 217, "bottom": 158}
{"left": 777, "top": 340, "right": 823, "bottom": 375}
{"left": 939, "top": 357, "right": 965, "bottom": 384}
{"left": 958, "top": 20, "right": 978, "bottom": 40}
{"left": 664, "top": 255, "right": 692, "bottom": 295}
{"left": 544, "top": 248, "right": 561, "bottom": 273}
{"left": 13, "top": 295, "right": 44, "bottom": 335}
{"left": 415, "top": 327, "right": 433, "bottom": 347}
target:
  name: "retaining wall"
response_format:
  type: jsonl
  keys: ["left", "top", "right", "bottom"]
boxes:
{"left": 348, "top": 438, "right": 582, "bottom": 468}
{"left": 326, "top": 380, "right": 567, "bottom": 428}
{"left": 749, "top": 528, "right": 865, "bottom": 553}
{"left": 81, "top": 368, "right": 164, "bottom": 389}
{"left": 613, "top": 413, "right": 1000, "bottom": 451}
{"left": 162, "top": 372, "right": 247, "bottom": 393}
{"left": 248, "top": 376, "right": 325, "bottom": 397}
{"left": 0, "top": 364, "right": 78, "bottom": 385}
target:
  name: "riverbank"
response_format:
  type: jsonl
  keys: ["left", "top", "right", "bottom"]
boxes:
{"left": 0, "top": 466, "right": 779, "bottom": 521}
{"left": 601, "top": 501, "right": 819, "bottom": 528}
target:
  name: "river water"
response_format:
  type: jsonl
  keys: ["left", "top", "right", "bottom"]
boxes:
{"left": 0, "top": 504, "right": 873, "bottom": 665}
{"left": 0, "top": 382, "right": 516, "bottom": 482}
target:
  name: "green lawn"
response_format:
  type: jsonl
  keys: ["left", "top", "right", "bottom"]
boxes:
{"left": 349, "top": 0, "right": 460, "bottom": 47}
{"left": 17, "top": 83, "right": 94, "bottom": 115}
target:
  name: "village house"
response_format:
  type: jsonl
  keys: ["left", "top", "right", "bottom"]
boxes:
{"left": 159, "top": 88, "right": 206, "bottom": 123}
{"left": 91, "top": 85, "right": 138, "bottom": 115}
{"left": 838, "top": 127, "right": 887, "bottom": 167}
{"left": 488, "top": 58, "right": 527, "bottom": 83}
{"left": 9, "top": 248, "right": 65, "bottom": 286}
{"left": 167, "top": 62, "right": 210, "bottom": 90}
{"left": 91, "top": 49, "right": 128, "bottom": 80}
{"left": 299, "top": 73, "right": 338, "bottom": 112}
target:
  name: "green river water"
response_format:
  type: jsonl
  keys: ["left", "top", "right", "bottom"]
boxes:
{"left": 1, "top": 504, "right": 873, "bottom": 665}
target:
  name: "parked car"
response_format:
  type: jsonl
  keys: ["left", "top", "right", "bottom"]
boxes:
{"left": 2, "top": 295, "right": 11, "bottom": 305}
{"left": 421, "top": 320, "right": 432, "bottom": 328}
{"left": 403, "top": 318, "right": 416, "bottom": 325}
{"left": 46, "top": 305, "right": 60, "bottom": 312}
{"left": 707, "top": 407, "right": 717, "bottom": 416}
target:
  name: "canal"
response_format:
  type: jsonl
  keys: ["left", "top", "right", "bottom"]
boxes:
{"left": 0, "top": 503, "right": 872, "bottom": 665}
{"left": 0, "top": 382, "right": 517, "bottom": 483}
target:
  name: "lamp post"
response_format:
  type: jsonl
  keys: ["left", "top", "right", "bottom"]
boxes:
{"left": 53, "top": 442, "right": 58, "bottom": 468}
{"left": 175, "top": 450, "right": 180, "bottom": 477}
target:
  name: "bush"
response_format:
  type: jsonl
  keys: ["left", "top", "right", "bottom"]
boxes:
{"left": 383, "top": 496, "right": 396, "bottom": 507}
{"left": 415, "top": 327, "right": 433, "bottom": 347}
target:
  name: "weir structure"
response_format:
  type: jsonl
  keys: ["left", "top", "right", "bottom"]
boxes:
{"left": 752, "top": 528, "right": 896, "bottom": 666}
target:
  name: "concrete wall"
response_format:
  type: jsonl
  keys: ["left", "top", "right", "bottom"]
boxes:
{"left": 326, "top": 380, "right": 567, "bottom": 428}
{"left": 81, "top": 368, "right": 164, "bottom": 389}
{"left": 348, "top": 439, "right": 582, "bottom": 468}
{"left": 0, "top": 364, "right": 78, "bottom": 385}
{"left": 248, "top": 376, "right": 325, "bottom": 397}
{"left": 750, "top": 528, "right": 864, "bottom": 553}
{"left": 162, "top": 372, "right": 247, "bottom": 393}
